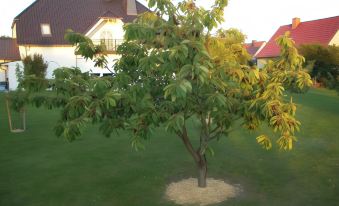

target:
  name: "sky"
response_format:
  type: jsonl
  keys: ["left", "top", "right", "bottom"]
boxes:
{"left": 1, "top": 0, "right": 338, "bottom": 42}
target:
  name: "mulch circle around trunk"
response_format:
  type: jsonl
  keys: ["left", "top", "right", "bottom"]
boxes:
{"left": 165, "top": 178, "right": 240, "bottom": 206}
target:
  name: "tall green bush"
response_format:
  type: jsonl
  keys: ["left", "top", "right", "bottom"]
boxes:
{"left": 21, "top": 54, "right": 48, "bottom": 92}
{"left": 299, "top": 44, "right": 339, "bottom": 90}
{"left": 22, "top": 54, "right": 48, "bottom": 78}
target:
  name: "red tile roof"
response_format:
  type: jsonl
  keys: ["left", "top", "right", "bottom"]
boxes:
{"left": 100, "top": 10, "right": 121, "bottom": 19}
{"left": 244, "top": 41, "right": 266, "bottom": 57}
{"left": 257, "top": 16, "right": 339, "bottom": 58}
{"left": 0, "top": 38, "right": 21, "bottom": 61}
{"left": 13, "top": 0, "right": 149, "bottom": 45}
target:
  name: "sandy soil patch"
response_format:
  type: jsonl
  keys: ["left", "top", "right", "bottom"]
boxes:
{"left": 166, "top": 178, "right": 240, "bottom": 206}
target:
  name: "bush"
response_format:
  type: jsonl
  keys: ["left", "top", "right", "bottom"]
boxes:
{"left": 299, "top": 44, "right": 339, "bottom": 90}
{"left": 22, "top": 54, "right": 48, "bottom": 78}
{"left": 21, "top": 54, "right": 49, "bottom": 92}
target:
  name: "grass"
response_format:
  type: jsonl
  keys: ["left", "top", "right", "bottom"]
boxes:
{"left": 0, "top": 88, "right": 338, "bottom": 206}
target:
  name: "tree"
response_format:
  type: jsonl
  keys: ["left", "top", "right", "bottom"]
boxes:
{"left": 299, "top": 44, "right": 339, "bottom": 90}
{"left": 19, "top": 54, "right": 49, "bottom": 91}
{"left": 22, "top": 54, "right": 48, "bottom": 78}
{"left": 5, "top": 54, "right": 48, "bottom": 132}
{"left": 10, "top": 0, "right": 312, "bottom": 188}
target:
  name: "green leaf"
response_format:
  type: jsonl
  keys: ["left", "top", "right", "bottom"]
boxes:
{"left": 206, "top": 146, "right": 215, "bottom": 156}
{"left": 256, "top": 135, "right": 272, "bottom": 150}
{"left": 165, "top": 113, "right": 185, "bottom": 133}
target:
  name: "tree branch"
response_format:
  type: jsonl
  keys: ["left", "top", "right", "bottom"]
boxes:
{"left": 208, "top": 126, "right": 239, "bottom": 142}
{"left": 208, "top": 132, "right": 222, "bottom": 142}
{"left": 179, "top": 124, "right": 200, "bottom": 163}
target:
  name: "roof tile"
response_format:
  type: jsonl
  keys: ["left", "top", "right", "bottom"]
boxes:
{"left": 0, "top": 38, "right": 21, "bottom": 61}
{"left": 14, "top": 0, "right": 149, "bottom": 45}
{"left": 257, "top": 16, "right": 339, "bottom": 58}
{"left": 244, "top": 41, "right": 266, "bottom": 56}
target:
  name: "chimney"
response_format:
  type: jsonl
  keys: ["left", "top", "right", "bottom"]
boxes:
{"left": 292, "top": 17, "right": 301, "bottom": 29}
{"left": 124, "top": 0, "right": 137, "bottom": 16}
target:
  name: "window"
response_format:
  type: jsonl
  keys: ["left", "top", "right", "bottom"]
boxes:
{"left": 100, "top": 30, "right": 114, "bottom": 51}
{"left": 90, "top": 73, "right": 101, "bottom": 77}
{"left": 41, "top": 24, "right": 51, "bottom": 36}
{"left": 102, "top": 73, "right": 113, "bottom": 77}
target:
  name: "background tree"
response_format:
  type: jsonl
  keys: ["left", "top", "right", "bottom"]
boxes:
{"left": 6, "top": 54, "right": 48, "bottom": 131}
{"left": 10, "top": 0, "right": 312, "bottom": 188}
{"left": 299, "top": 44, "right": 339, "bottom": 91}
{"left": 19, "top": 54, "right": 48, "bottom": 92}
{"left": 22, "top": 54, "right": 48, "bottom": 78}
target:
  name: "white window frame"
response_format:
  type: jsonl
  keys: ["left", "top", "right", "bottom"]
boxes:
{"left": 41, "top": 24, "right": 52, "bottom": 36}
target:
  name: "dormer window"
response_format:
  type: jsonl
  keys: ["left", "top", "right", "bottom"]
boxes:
{"left": 41, "top": 24, "right": 51, "bottom": 36}
{"left": 100, "top": 30, "right": 114, "bottom": 51}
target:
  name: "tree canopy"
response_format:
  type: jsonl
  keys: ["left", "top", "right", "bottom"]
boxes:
{"left": 9, "top": 0, "right": 312, "bottom": 187}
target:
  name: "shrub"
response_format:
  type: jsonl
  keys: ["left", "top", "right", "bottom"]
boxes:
{"left": 299, "top": 44, "right": 339, "bottom": 90}
{"left": 21, "top": 54, "right": 49, "bottom": 92}
{"left": 22, "top": 54, "right": 48, "bottom": 78}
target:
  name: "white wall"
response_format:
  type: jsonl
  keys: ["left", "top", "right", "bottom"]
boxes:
{"left": 87, "top": 19, "right": 125, "bottom": 40}
{"left": 12, "top": 23, "right": 17, "bottom": 39}
{"left": 0, "top": 66, "right": 6, "bottom": 82}
{"left": 76, "top": 54, "right": 120, "bottom": 76}
{"left": 0, "top": 72, "right": 5, "bottom": 82}
{"left": 19, "top": 46, "right": 77, "bottom": 79}
{"left": 7, "top": 61, "right": 22, "bottom": 90}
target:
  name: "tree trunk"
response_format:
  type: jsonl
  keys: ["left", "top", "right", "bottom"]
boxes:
{"left": 197, "top": 156, "right": 207, "bottom": 188}
{"left": 178, "top": 125, "right": 208, "bottom": 188}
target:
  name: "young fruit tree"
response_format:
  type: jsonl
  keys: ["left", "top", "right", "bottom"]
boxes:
{"left": 11, "top": 0, "right": 312, "bottom": 188}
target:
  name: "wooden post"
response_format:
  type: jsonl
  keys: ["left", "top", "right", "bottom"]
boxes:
{"left": 6, "top": 98, "right": 13, "bottom": 131}
{"left": 22, "top": 108, "right": 26, "bottom": 131}
{"left": 6, "top": 98, "right": 26, "bottom": 133}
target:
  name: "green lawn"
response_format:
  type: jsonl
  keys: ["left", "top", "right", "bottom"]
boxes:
{"left": 0, "top": 89, "right": 338, "bottom": 206}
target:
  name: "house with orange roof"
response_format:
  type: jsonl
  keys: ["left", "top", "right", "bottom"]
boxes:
{"left": 256, "top": 16, "right": 339, "bottom": 68}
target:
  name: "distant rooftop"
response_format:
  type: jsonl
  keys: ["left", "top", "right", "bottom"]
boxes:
{"left": 244, "top": 40, "right": 266, "bottom": 57}
{"left": 0, "top": 38, "right": 20, "bottom": 62}
{"left": 257, "top": 16, "right": 339, "bottom": 58}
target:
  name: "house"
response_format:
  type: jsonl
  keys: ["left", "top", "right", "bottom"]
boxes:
{"left": 0, "top": 0, "right": 149, "bottom": 90}
{"left": 256, "top": 16, "right": 339, "bottom": 68}
{"left": 0, "top": 38, "right": 21, "bottom": 90}
{"left": 244, "top": 40, "right": 266, "bottom": 64}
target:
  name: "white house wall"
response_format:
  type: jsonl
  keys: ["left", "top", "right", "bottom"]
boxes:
{"left": 4, "top": 45, "right": 117, "bottom": 91}
{"left": 19, "top": 46, "right": 77, "bottom": 79}
{"left": 12, "top": 45, "right": 119, "bottom": 89}
{"left": 87, "top": 19, "right": 125, "bottom": 40}
{"left": 76, "top": 54, "right": 120, "bottom": 75}
{"left": 12, "top": 23, "right": 17, "bottom": 39}
{"left": 79, "top": 19, "right": 124, "bottom": 75}
{"left": 7, "top": 61, "right": 22, "bottom": 90}
{"left": 18, "top": 19, "right": 125, "bottom": 77}
{"left": 0, "top": 68, "right": 6, "bottom": 82}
